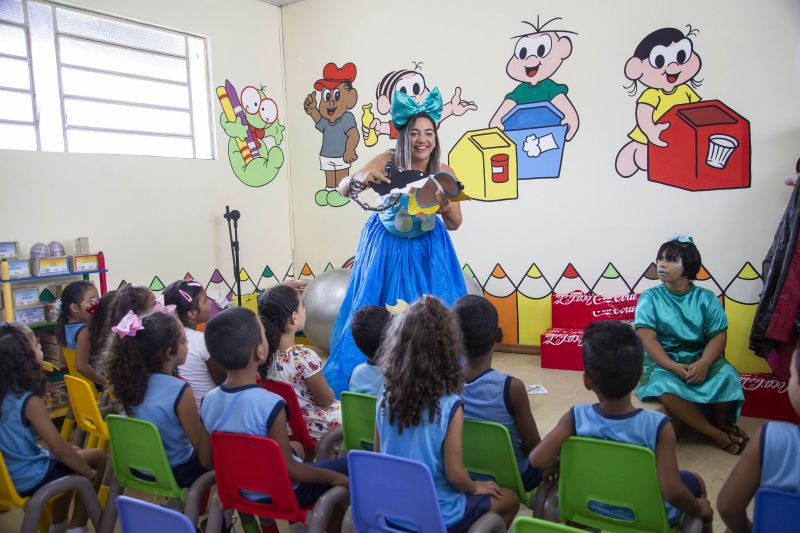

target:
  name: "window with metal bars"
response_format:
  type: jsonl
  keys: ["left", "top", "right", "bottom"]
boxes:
{"left": 0, "top": 0, "right": 213, "bottom": 159}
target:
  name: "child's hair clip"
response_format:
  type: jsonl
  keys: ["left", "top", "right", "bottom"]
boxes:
{"left": 112, "top": 310, "right": 145, "bottom": 338}
{"left": 670, "top": 233, "right": 694, "bottom": 244}
{"left": 178, "top": 289, "right": 193, "bottom": 303}
{"left": 154, "top": 295, "right": 177, "bottom": 314}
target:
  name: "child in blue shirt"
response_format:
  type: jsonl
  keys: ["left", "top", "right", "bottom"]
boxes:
{"left": 454, "top": 295, "right": 543, "bottom": 491}
{"left": 0, "top": 322, "right": 105, "bottom": 533}
{"left": 718, "top": 341, "right": 800, "bottom": 532}
{"left": 56, "top": 281, "right": 105, "bottom": 388}
{"left": 105, "top": 309, "right": 211, "bottom": 488}
{"left": 375, "top": 296, "right": 519, "bottom": 531}
{"left": 201, "top": 307, "right": 348, "bottom": 520}
{"left": 347, "top": 305, "right": 390, "bottom": 396}
{"left": 530, "top": 320, "right": 712, "bottom": 527}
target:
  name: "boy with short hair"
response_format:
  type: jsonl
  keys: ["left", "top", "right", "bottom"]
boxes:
{"left": 201, "top": 307, "right": 348, "bottom": 513}
{"left": 454, "top": 295, "right": 543, "bottom": 490}
{"left": 530, "top": 320, "right": 712, "bottom": 526}
{"left": 347, "top": 305, "right": 391, "bottom": 396}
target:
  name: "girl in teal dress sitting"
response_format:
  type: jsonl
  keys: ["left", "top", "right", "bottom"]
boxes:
{"left": 635, "top": 236, "right": 746, "bottom": 454}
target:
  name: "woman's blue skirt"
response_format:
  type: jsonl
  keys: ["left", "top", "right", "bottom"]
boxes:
{"left": 323, "top": 213, "right": 466, "bottom": 396}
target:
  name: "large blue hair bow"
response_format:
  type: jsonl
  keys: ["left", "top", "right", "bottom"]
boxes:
{"left": 391, "top": 87, "right": 442, "bottom": 128}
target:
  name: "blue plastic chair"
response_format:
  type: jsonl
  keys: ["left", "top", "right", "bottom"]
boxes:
{"left": 346, "top": 450, "right": 505, "bottom": 533}
{"left": 116, "top": 495, "right": 195, "bottom": 533}
{"left": 753, "top": 487, "right": 800, "bottom": 533}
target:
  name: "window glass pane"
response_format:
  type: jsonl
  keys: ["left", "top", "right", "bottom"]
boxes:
{"left": 55, "top": 7, "right": 185, "bottom": 56}
{"left": 61, "top": 67, "right": 189, "bottom": 109}
{"left": 0, "top": 88, "right": 33, "bottom": 121}
{"left": 0, "top": 57, "right": 30, "bottom": 89}
{"left": 67, "top": 129, "right": 193, "bottom": 158}
{"left": 0, "top": 0, "right": 24, "bottom": 24}
{"left": 0, "top": 122, "right": 36, "bottom": 150}
{"left": 28, "top": 1, "right": 63, "bottom": 151}
{"left": 188, "top": 36, "right": 211, "bottom": 159}
{"left": 65, "top": 98, "right": 191, "bottom": 135}
{"left": 0, "top": 23, "right": 27, "bottom": 56}
{"left": 59, "top": 36, "right": 187, "bottom": 82}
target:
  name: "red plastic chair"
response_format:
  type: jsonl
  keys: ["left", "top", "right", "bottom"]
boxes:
{"left": 259, "top": 379, "right": 317, "bottom": 450}
{"left": 207, "top": 432, "right": 348, "bottom": 532}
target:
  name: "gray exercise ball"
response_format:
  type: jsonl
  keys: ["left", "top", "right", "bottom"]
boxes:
{"left": 463, "top": 272, "right": 483, "bottom": 296}
{"left": 302, "top": 268, "right": 352, "bottom": 353}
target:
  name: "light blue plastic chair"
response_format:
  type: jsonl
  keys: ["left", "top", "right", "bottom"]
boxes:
{"left": 753, "top": 487, "right": 800, "bottom": 532}
{"left": 116, "top": 495, "right": 195, "bottom": 533}
{"left": 345, "top": 450, "right": 505, "bottom": 533}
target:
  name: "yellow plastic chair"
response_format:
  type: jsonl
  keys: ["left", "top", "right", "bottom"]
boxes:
{"left": 64, "top": 375, "right": 112, "bottom": 507}
{"left": 0, "top": 451, "right": 102, "bottom": 533}
{"left": 61, "top": 348, "right": 101, "bottom": 400}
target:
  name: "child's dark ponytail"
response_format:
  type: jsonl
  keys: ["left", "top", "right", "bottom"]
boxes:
{"left": 256, "top": 284, "right": 300, "bottom": 379}
{"left": 56, "top": 281, "right": 95, "bottom": 344}
{"left": 105, "top": 311, "right": 182, "bottom": 415}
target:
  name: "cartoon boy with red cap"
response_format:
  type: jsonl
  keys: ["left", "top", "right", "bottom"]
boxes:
{"left": 489, "top": 17, "right": 579, "bottom": 141}
{"left": 304, "top": 62, "right": 360, "bottom": 207}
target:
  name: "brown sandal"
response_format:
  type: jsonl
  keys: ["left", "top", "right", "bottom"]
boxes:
{"left": 721, "top": 434, "right": 747, "bottom": 455}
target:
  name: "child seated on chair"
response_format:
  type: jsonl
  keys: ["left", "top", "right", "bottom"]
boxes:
{"left": 0, "top": 322, "right": 105, "bottom": 533}
{"left": 530, "top": 320, "right": 713, "bottom": 526}
{"left": 105, "top": 309, "right": 212, "bottom": 488}
{"left": 258, "top": 284, "right": 341, "bottom": 440}
{"left": 201, "top": 308, "right": 349, "bottom": 514}
{"left": 717, "top": 339, "right": 800, "bottom": 532}
{"left": 454, "top": 295, "right": 543, "bottom": 491}
{"left": 347, "top": 305, "right": 391, "bottom": 396}
{"left": 375, "top": 296, "right": 519, "bottom": 531}
{"left": 56, "top": 281, "right": 105, "bottom": 389}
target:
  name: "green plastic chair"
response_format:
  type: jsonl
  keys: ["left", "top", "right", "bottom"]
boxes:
{"left": 462, "top": 419, "right": 537, "bottom": 507}
{"left": 558, "top": 436, "right": 701, "bottom": 533}
{"left": 341, "top": 392, "right": 377, "bottom": 452}
{"left": 98, "top": 415, "right": 215, "bottom": 533}
{"left": 512, "top": 516, "right": 584, "bottom": 532}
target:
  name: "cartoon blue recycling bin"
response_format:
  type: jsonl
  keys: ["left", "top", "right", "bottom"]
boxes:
{"left": 500, "top": 101, "right": 567, "bottom": 179}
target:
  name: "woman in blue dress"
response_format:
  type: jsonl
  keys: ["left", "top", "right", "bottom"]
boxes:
{"left": 635, "top": 237, "right": 747, "bottom": 454}
{"left": 323, "top": 88, "right": 467, "bottom": 395}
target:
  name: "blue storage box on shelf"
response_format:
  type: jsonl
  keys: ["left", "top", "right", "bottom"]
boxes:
{"left": 500, "top": 101, "right": 567, "bottom": 179}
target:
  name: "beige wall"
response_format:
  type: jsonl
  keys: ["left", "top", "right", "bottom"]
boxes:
{"left": 281, "top": 0, "right": 800, "bottom": 287}
{"left": 0, "top": 0, "right": 293, "bottom": 293}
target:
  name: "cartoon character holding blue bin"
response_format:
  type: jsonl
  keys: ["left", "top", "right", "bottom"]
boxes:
{"left": 489, "top": 17, "right": 579, "bottom": 179}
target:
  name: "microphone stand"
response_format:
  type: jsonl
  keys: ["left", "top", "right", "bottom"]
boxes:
{"left": 223, "top": 206, "right": 242, "bottom": 307}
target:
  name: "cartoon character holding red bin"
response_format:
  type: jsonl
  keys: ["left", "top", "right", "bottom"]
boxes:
{"left": 615, "top": 26, "right": 703, "bottom": 178}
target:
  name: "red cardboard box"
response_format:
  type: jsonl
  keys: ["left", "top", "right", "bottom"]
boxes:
{"left": 552, "top": 293, "right": 639, "bottom": 330}
{"left": 541, "top": 328, "right": 584, "bottom": 371}
{"left": 648, "top": 100, "right": 750, "bottom": 191}
{"left": 740, "top": 373, "right": 797, "bottom": 422}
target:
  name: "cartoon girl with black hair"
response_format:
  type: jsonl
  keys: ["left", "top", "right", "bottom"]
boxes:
{"left": 615, "top": 26, "right": 702, "bottom": 178}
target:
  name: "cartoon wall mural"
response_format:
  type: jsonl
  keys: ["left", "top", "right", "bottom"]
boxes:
{"left": 449, "top": 17, "right": 579, "bottom": 201}
{"left": 304, "top": 62, "right": 360, "bottom": 207}
{"left": 361, "top": 64, "right": 477, "bottom": 144}
{"left": 615, "top": 26, "right": 751, "bottom": 191}
{"left": 217, "top": 80, "right": 285, "bottom": 187}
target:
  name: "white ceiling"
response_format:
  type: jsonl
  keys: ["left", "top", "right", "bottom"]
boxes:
{"left": 258, "top": 0, "right": 305, "bottom": 6}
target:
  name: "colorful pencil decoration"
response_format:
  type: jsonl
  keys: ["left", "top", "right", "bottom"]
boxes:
{"left": 342, "top": 257, "right": 355, "bottom": 269}
{"left": 723, "top": 262, "right": 770, "bottom": 373}
{"left": 206, "top": 268, "right": 232, "bottom": 303}
{"left": 591, "top": 263, "right": 631, "bottom": 296}
{"left": 149, "top": 276, "right": 165, "bottom": 292}
{"left": 324, "top": 262, "right": 335, "bottom": 272}
{"left": 299, "top": 263, "right": 315, "bottom": 282}
{"left": 225, "top": 79, "right": 262, "bottom": 159}
{"left": 632, "top": 263, "right": 660, "bottom": 293}
{"left": 216, "top": 85, "right": 254, "bottom": 164}
{"left": 39, "top": 288, "right": 56, "bottom": 302}
{"left": 116, "top": 280, "right": 128, "bottom": 290}
{"left": 183, "top": 272, "right": 194, "bottom": 281}
{"left": 257, "top": 265, "right": 280, "bottom": 290}
{"left": 517, "top": 263, "right": 552, "bottom": 346}
{"left": 484, "top": 264, "right": 519, "bottom": 344}
{"left": 695, "top": 264, "right": 723, "bottom": 299}
{"left": 238, "top": 268, "right": 258, "bottom": 294}
{"left": 282, "top": 264, "right": 295, "bottom": 281}
{"left": 552, "top": 263, "right": 590, "bottom": 294}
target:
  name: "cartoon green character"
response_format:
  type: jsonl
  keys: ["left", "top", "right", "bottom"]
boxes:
{"left": 218, "top": 81, "right": 285, "bottom": 187}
